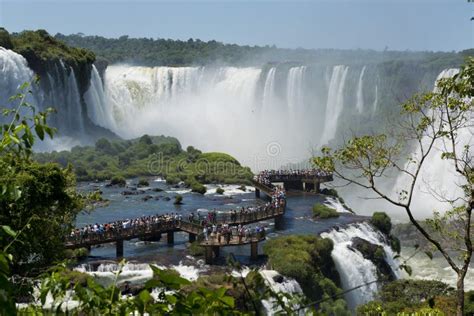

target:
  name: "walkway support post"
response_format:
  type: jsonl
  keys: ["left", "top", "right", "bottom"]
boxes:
{"left": 189, "top": 233, "right": 196, "bottom": 243}
{"left": 274, "top": 214, "right": 284, "bottom": 230}
{"left": 205, "top": 247, "right": 213, "bottom": 264}
{"left": 255, "top": 188, "right": 260, "bottom": 198}
{"left": 212, "top": 246, "right": 220, "bottom": 259}
{"left": 250, "top": 241, "right": 258, "bottom": 260}
{"left": 116, "top": 240, "right": 124, "bottom": 258}
{"left": 315, "top": 182, "right": 320, "bottom": 193}
{"left": 167, "top": 231, "right": 174, "bottom": 245}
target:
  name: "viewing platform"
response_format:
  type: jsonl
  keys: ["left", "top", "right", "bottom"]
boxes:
{"left": 65, "top": 169, "right": 327, "bottom": 263}
{"left": 65, "top": 204, "right": 285, "bottom": 260}
{"left": 253, "top": 170, "right": 333, "bottom": 197}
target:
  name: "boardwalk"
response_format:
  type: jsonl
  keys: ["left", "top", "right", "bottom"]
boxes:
{"left": 65, "top": 169, "right": 331, "bottom": 263}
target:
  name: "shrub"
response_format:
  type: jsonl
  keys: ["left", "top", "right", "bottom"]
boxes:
{"left": 138, "top": 178, "right": 149, "bottom": 187}
{"left": 188, "top": 242, "right": 204, "bottom": 256}
{"left": 238, "top": 185, "right": 246, "bottom": 191}
{"left": 109, "top": 175, "right": 126, "bottom": 187}
{"left": 174, "top": 194, "right": 183, "bottom": 205}
{"left": 371, "top": 212, "right": 392, "bottom": 235}
{"left": 312, "top": 204, "right": 339, "bottom": 219}
{"left": 215, "top": 187, "right": 225, "bottom": 195}
{"left": 191, "top": 182, "right": 207, "bottom": 194}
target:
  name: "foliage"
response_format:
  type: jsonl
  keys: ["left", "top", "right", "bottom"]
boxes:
{"left": 137, "top": 178, "right": 149, "bottom": 187}
{"left": 109, "top": 175, "right": 126, "bottom": 186}
{"left": 216, "top": 187, "right": 225, "bottom": 194}
{"left": 191, "top": 181, "right": 207, "bottom": 194}
{"left": 174, "top": 194, "right": 183, "bottom": 205}
{"left": 371, "top": 212, "right": 392, "bottom": 235}
{"left": 357, "top": 279, "right": 458, "bottom": 315}
{"left": 54, "top": 32, "right": 467, "bottom": 68}
{"left": 188, "top": 241, "right": 204, "bottom": 257}
{"left": 314, "top": 58, "right": 474, "bottom": 315}
{"left": 19, "top": 263, "right": 241, "bottom": 315}
{"left": 0, "top": 82, "right": 83, "bottom": 273}
{"left": 35, "top": 135, "right": 253, "bottom": 185}
{"left": 264, "top": 235, "right": 349, "bottom": 313}
{"left": 312, "top": 204, "right": 339, "bottom": 219}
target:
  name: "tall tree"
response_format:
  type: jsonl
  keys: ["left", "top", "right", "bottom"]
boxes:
{"left": 313, "top": 58, "right": 473, "bottom": 315}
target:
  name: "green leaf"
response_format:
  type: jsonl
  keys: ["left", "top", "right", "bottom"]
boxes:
{"left": 35, "top": 125, "right": 45, "bottom": 140}
{"left": 138, "top": 289, "right": 152, "bottom": 304}
{"left": 424, "top": 251, "right": 433, "bottom": 260}
{"left": 1, "top": 226, "right": 16, "bottom": 238}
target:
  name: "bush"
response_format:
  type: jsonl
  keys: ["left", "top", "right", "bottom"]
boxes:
{"left": 238, "top": 185, "right": 246, "bottom": 191}
{"left": 138, "top": 178, "right": 149, "bottom": 187}
{"left": 312, "top": 204, "right": 339, "bottom": 219}
{"left": 371, "top": 212, "right": 392, "bottom": 235}
{"left": 109, "top": 175, "right": 126, "bottom": 187}
{"left": 215, "top": 187, "right": 225, "bottom": 195}
{"left": 174, "top": 194, "right": 183, "bottom": 205}
{"left": 188, "top": 242, "right": 204, "bottom": 256}
{"left": 191, "top": 182, "right": 207, "bottom": 194}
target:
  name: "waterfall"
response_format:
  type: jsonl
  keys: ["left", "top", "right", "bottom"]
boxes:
{"left": 320, "top": 65, "right": 349, "bottom": 145}
{"left": 286, "top": 66, "right": 306, "bottom": 112}
{"left": 391, "top": 68, "right": 469, "bottom": 218}
{"left": 372, "top": 84, "right": 378, "bottom": 114}
{"left": 260, "top": 270, "right": 304, "bottom": 315}
{"left": 356, "top": 66, "right": 366, "bottom": 113}
{"left": 262, "top": 67, "right": 276, "bottom": 113}
{"left": 321, "top": 222, "right": 399, "bottom": 310}
{"left": 0, "top": 47, "right": 36, "bottom": 118}
{"left": 85, "top": 65, "right": 115, "bottom": 130}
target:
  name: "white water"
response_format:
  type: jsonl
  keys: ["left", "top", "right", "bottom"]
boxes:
{"left": 80, "top": 63, "right": 373, "bottom": 170}
{"left": 262, "top": 67, "right": 276, "bottom": 113}
{"left": 260, "top": 270, "right": 304, "bottom": 315}
{"left": 323, "top": 196, "right": 351, "bottom": 213}
{"left": 75, "top": 260, "right": 207, "bottom": 286}
{"left": 356, "top": 66, "right": 366, "bottom": 113}
{"left": 0, "top": 47, "right": 86, "bottom": 149}
{"left": 372, "top": 84, "right": 378, "bottom": 114}
{"left": 286, "top": 66, "right": 306, "bottom": 112}
{"left": 320, "top": 65, "right": 349, "bottom": 145}
{"left": 321, "top": 222, "right": 399, "bottom": 310}
{"left": 390, "top": 68, "right": 471, "bottom": 219}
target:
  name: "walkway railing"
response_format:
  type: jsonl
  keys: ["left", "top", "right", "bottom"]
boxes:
{"left": 65, "top": 205, "right": 285, "bottom": 249}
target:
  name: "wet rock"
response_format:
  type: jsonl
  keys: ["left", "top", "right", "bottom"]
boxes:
{"left": 273, "top": 274, "right": 284, "bottom": 283}
{"left": 142, "top": 195, "right": 153, "bottom": 202}
{"left": 163, "top": 197, "right": 171, "bottom": 201}
{"left": 350, "top": 237, "right": 396, "bottom": 282}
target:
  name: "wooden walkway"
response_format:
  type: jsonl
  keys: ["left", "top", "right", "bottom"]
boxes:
{"left": 65, "top": 171, "right": 333, "bottom": 263}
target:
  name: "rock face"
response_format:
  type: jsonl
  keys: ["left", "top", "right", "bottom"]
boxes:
{"left": 350, "top": 237, "right": 396, "bottom": 282}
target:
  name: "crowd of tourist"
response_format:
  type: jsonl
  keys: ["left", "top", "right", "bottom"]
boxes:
{"left": 201, "top": 223, "right": 266, "bottom": 245}
{"left": 68, "top": 173, "right": 288, "bottom": 245}
{"left": 254, "top": 169, "right": 331, "bottom": 186}
{"left": 68, "top": 213, "right": 182, "bottom": 241}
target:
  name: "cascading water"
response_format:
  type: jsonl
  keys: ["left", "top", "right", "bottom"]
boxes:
{"left": 321, "top": 222, "right": 399, "bottom": 310}
{"left": 286, "top": 66, "right": 306, "bottom": 112}
{"left": 356, "top": 66, "right": 366, "bottom": 113}
{"left": 262, "top": 67, "right": 276, "bottom": 113}
{"left": 0, "top": 47, "right": 88, "bottom": 149}
{"left": 372, "top": 84, "right": 378, "bottom": 114}
{"left": 390, "top": 68, "right": 470, "bottom": 219}
{"left": 320, "top": 65, "right": 349, "bottom": 145}
{"left": 0, "top": 47, "right": 36, "bottom": 117}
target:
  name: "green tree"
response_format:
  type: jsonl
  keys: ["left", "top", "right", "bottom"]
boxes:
{"left": 0, "top": 81, "right": 83, "bottom": 273}
{"left": 313, "top": 58, "right": 474, "bottom": 315}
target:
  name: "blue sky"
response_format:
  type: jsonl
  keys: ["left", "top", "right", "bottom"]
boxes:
{"left": 0, "top": 0, "right": 472, "bottom": 52}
